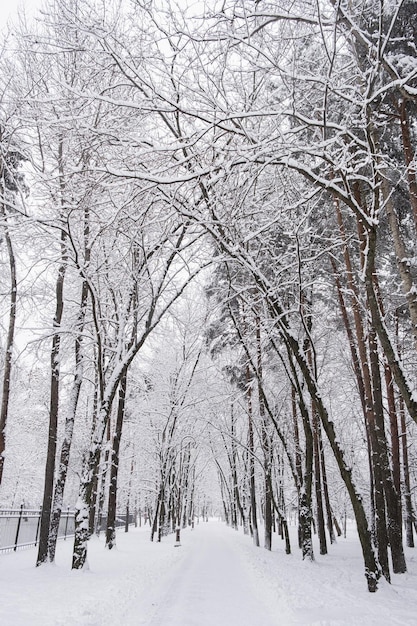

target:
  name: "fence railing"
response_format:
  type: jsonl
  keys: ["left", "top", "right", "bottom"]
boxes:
{"left": 0, "top": 506, "right": 135, "bottom": 553}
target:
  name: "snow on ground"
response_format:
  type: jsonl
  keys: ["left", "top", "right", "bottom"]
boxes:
{"left": 1, "top": 520, "right": 417, "bottom": 625}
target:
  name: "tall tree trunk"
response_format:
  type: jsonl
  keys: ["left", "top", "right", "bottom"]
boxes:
{"left": 47, "top": 355, "right": 84, "bottom": 562}
{"left": 384, "top": 363, "right": 401, "bottom": 494}
{"left": 329, "top": 255, "right": 375, "bottom": 531}
{"left": 48, "top": 269, "right": 90, "bottom": 561}
{"left": 283, "top": 329, "right": 380, "bottom": 591}
{"left": 246, "top": 365, "right": 259, "bottom": 547}
{"left": 376, "top": 284, "right": 404, "bottom": 565}
{"left": 367, "top": 329, "right": 391, "bottom": 582}
{"left": 290, "top": 378, "right": 313, "bottom": 558}
{"left": 92, "top": 415, "right": 110, "bottom": 536}
{"left": 106, "top": 370, "right": 127, "bottom": 549}
{"left": 299, "top": 396, "right": 314, "bottom": 561}
{"left": 263, "top": 448, "right": 273, "bottom": 551}
{"left": 398, "top": 99, "right": 417, "bottom": 232}
{"left": 319, "top": 430, "right": 335, "bottom": 544}
{"left": 158, "top": 486, "right": 167, "bottom": 541}
{"left": 72, "top": 440, "right": 102, "bottom": 569}
{"left": 292, "top": 387, "right": 302, "bottom": 491}
{"left": 36, "top": 228, "right": 67, "bottom": 567}
{"left": 288, "top": 350, "right": 314, "bottom": 561}
{"left": 0, "top": 207, "right": 17, "bottom": 486}
{"left": 229, "top": 405, "right": 244, "bottom": 530}
{"left": 256, "top": 313, "right": 272, "bottom": 551}
{"left": 400, "top": 396, "right": 415, "bottom": 548}
{"left": 241, "top": 457, "right": 250, "bottom": 536}
{"left": 364, "top": 227, "right": 406, "bottom": 575}
{"left": 72, "top": 396, "right": 117, "bottom": 569}
{"left": 313, "top": 407, "right": 327, "bottom": 555}
{"left": 367, "top": 165, "right": 417, "bottom": 421}
{"left": 369, "top": 331, "right": 406, "bottom": 574}
{"left": 89, "top": 459, "right": 101, "bottom": 536}
{"left": 270, "top": 470, "right": 291, "bottom": 554}
{"left": 150, "top": 490, "right": 161, "bottom": 542}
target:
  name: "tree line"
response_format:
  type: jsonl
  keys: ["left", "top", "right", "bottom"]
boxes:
{"left": 0, "top": 0, "right": 416, "bottom": 592}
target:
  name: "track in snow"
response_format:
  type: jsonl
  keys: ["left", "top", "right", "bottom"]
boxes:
{"left": 134, "top": 522, "right": 282, "bottom": 626}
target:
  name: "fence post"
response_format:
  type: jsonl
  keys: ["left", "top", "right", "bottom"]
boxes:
{"left": 35, "top": 506, "right": 42, "bottom": 547}
{"left": 14, "top": 504, "right": 24, "bottom": 551}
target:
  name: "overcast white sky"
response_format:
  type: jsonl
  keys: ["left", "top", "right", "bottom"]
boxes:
{"left": 1, "top": 0, "right": 24, "bottom": 25}
{"left": 1, "top": 0, "right": 206, "bottom": 32}
{"left": 0, "top": 0, "right": 43, "bottom": 32}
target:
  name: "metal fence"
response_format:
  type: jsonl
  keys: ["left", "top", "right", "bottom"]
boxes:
{"left": 0, "top": 506, "right": 135, "bottom": 553}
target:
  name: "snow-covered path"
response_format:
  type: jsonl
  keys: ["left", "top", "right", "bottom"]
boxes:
{"left": 2, "top": 520, "right": 417, "bottom": 625}
{"left": 137, "top": 523, "right": 285, "bottom": 626}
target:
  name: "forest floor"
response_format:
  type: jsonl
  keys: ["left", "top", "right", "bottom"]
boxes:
{"left": 2, "top": 520, "right": 417, "bottom": 625}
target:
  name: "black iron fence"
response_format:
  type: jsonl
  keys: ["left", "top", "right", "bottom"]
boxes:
{"left": 0, "top": 506, "right": 135, "bottom": 553}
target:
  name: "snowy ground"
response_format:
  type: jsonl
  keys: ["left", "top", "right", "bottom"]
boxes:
{"left": 2, "top": 520, "right": 417, "bottom": 625}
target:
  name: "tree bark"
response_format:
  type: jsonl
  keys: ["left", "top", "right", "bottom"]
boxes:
{"left": 283, "top": 329, "right": 380, "bottom": 591}
{"left": 313, "top": 406, "right": 327, "bottom": 555}
{"left": 37, "top": 228, "right": 67, "bottom": 567}
{"left": 246, "top": 365, "right": 259, "bottom": 547}
{"left": 367, "top": 329, "right": 391, "bottom": 582}
{"left": 48, "top": 266, "right": 90, "bottom": 561}
{"left": 256, "top": 313, "right": 272, "bottom": 551}
{"left": 319, "top": 430, "right": 335, "bottom": 544}
{"left": 400, "top": 396, "right": 415, "bottom": 548}
{"left": 72, "top": 441, "right": 102, "bottom": 569}
{"left": 364, "top": 227, "right": 406, "bottom": 575}
{"left": 106, "top": 370, "right": 127, "bottom": 549}
{"left": 288, "top": 356, "right": 314, "bottom": 561}
{"left": 398, "top": 99, "right": 417, "bottom": 233}
{"left": 380, "top": 176, "right": 417, "bottom": 353}
{"left": 0, "top": 205, "right": 17, "bottom": 486}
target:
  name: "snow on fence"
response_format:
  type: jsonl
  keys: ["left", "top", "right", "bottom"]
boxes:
{"left": 0, "top": 506, "right": 135, "bottom": 553}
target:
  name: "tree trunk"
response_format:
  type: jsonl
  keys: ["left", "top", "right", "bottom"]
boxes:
{"left": 37, "top": 229, "right": 66, "bottom": 567}
{"left": 384, "top": 363, "right": 401, "bottom": 494}
{"left": 246, "top": 365, "right": 259, "bottom": 547}
{"left": 371, "top": 176, "right": 417, "bottom": 420}
{"left": 230, "top": 406, "right": 244, "bottom": 529}
{"left": 256, "top": 313, "right": 272, "bottom": 550}
{"left": 271, "top": 474, "right": 291, "bottom": 554}
{"left": 365, "top": 231, "right": 406, "bottom": 575}
{"left": 0, "top": 206, "right": 17, "bottom": 486}
{"left": 299, "top": 487, "right": 313, "bottom": 560}
{"left": 158, "top": 489, "right": 166, "bottom": 541}
{"left": 150, "top": 492, "right": 160, "bottom": 542}
{"left": 72, "top": 399, "right": 115, "bottom": 569}
{"left": 106, "top": 370, "right": 127, "bottom": 549}
{"left": 291, "top": 368, "right": 314, "bottom": 561}
{"left": 93, "top": 416, "right": 111, "bottom": 536}
{"left": 370, "top": 330, "right": 405, "bottom": 574}
{"left": 72, "top": 442, "right": 101, "bottom": 569}
{"left": 400, "top": 397, "right": 415, "bottom": 548}
{"left": 47, "top": 365, "right": 83, "bottom": 562}
{"left": 313, "top": 406, "right": 327, "bottom": 555}
{"left": 398, "top": 99, "right": 417, "bottom": 233}
{"left": 292, "top": 387, "right": 302, "bottom": 489}
{"left": 329, "top": 252, "right": 375, "bottom": 532}
{"left": 367, "top": 329, "right": 391, "bottom": 582}
{"left": 300, "top": 409, "right": 314, "bottom": 561}
{"left": 284, "top": 330, "right": 380, "bottom": 591}
{"left": 319, "top": 431, "right": 335, "bottom": 544}
{"left": 48, "top": 271, "right": 89, "bottom": 562}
